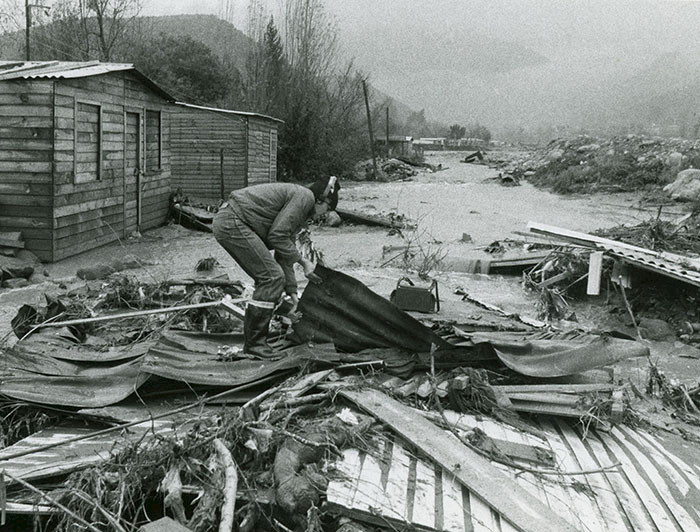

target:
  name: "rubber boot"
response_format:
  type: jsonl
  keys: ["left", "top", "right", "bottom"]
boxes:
{"left": 243, "top": 303, "right": 278, "bottom": 359}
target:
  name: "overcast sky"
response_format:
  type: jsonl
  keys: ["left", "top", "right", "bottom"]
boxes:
{"left": 141, "top": 0, "right": 700, "bottom": 132}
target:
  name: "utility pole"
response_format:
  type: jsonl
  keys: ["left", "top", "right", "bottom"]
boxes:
{"left": 386, "top": 106, "right": 390, "bottom": 144}
{"left": 25, "top": 0, "right": 31, "bottom": 61}
{"left": 362, "top": 79, "right": 378, "bottom": 178}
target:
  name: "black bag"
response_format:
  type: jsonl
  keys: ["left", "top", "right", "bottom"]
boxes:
{"left": 390, "top": 277, "right": 440, "bottom": 313}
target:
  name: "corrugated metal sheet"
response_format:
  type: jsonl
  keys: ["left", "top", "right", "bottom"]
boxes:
{"left": 0, "top": 60, "right": 174, "bottom": 100}
{"left": 328, "top": 410, "right": 700, "bottom": 532}
{"left": 527, "top": 221, "right": 700, "bottom": 288}
{"left": 609, "top": 248, "right": 700, "bottom": 288}
{"left": 296, "top": 265, "right": 451, "bottom": 352}
{"left": 174, "top": 101, "right": 284, "bottom": 123}
{"left": 144, "top": 331, "right": 340, "bottom": 386}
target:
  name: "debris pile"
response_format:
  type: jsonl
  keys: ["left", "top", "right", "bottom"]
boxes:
{"left": 353, "top": 157, "right": 418, "bottom": 181}
{"left": 504, "top": 135, "right": 700, "bottom": 194}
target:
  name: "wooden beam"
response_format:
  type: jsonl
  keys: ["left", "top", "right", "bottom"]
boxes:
{"left": 587, "top": 251, "right": 604, "bottom": 295}
{"left": 339, "top": 388, "right": 578, "bottom": 532}
{"left": 36, "top": 297, "right": 245, "bottom": 329}
{"left": 492, "top": 384, "right": 616, "bottom": 394}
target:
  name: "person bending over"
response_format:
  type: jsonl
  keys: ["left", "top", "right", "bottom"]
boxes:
{"left": 212, "top": 176, "right": 339, "bottom": 357}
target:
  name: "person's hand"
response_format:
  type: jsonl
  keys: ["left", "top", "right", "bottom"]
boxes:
{"left": 301, "top": 258, "right": 322, "bottom": 284}
{"left": 288, "top": 293, "right": 299, "bottom": 311}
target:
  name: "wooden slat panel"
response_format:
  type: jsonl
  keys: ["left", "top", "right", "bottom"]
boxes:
{"left": 555, "top": 419, "right": 630, "bottom": 531}
{"left": 597, "top": 431, "right": 677, "bottom": 531}
{"left": 610, "top": 427, "right": 697, "bottom": 531}
{"left": 340, "top": 390, "right": 578, "bottom": 532}
{"left": 539, "top": 419, "right": 608, "bottom": 531}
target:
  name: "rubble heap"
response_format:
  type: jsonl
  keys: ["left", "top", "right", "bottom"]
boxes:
{"left": 506, "top": 135, "right": 700, "bottom": 194}
{"left": 353, "top": 157, "right": 418, "bottom": 181}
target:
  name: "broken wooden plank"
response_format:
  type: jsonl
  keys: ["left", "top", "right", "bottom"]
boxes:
{"left": 492, "top": 384, "right": 616, "bottom": 394}
{"left": 339, "top": 388, "right": 578, "bottom": 532}
{"left": 537, "top": 271, "right": 570, "bottom": 288}
{"left": 259, "top": 369, "right": 336, "bottom": 409}
{"left": 587, "top": 251, "right": 604, "bottom": 295}
{"left": 37, "top": 297, "right": 245, "bottom": 329}
{"left": 0, "top": 231, "right": 24, "bottom": 249}
{"left": 505, "top": 392, "right": 586, "bottom": 406}
{"left": 507, "top": 400, "right": 589, "bottom": 418}
{"left": 336, "top": 208, "right": 406, "bottom": 229}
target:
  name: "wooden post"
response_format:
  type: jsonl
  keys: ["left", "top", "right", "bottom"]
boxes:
{"left": 362, "top": 79, "right": 378, "bottom": 178}
{"left": 385, "top": 106, "right": 390, "bottom": 156}
{"left": 25, "top": 0, "right": 30, "bottom": 61}
{"left": 220, "top": 148, "right": 225, "bottom": 199}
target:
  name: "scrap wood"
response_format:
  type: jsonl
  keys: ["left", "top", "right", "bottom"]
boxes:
{"left": 34, "top": 296, "right": 245, "bottom": 330}
{"left": 0, "top": 232, "right": 24, "bottom": 249}
{"left": 162, "top": 278, "right": 243, "bottom": 289}
{"left": 419, "top": 411, "right": 555, "bottom": 466}
{"left": 338, "top": 388, "right": 578, "bottom": 532}
{"left": 259, "top": 369, "right": 337, "bottom": 410}
{"left": 335, "top": 208, "right": 406, "bottom": 229}
{"left": 492, "top": 384, "right": 616, "bottom": 393}
{"left": 528, "top": 221, "right": 700, "bottom": 271}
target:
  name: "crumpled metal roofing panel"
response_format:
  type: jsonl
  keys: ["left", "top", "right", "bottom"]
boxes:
{"left": 610, "top": 248, "right": 700, "bottom": 288}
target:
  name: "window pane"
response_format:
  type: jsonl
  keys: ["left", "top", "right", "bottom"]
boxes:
{"left": 75, "top": 102, "right": 100, "bottom": 183}
{"left": 146, "top": 110, "right": 161, "bottom": 171}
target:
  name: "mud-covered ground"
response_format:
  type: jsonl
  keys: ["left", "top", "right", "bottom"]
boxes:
{"left": 2, "top": 150, "right": 700, "bottom": 392}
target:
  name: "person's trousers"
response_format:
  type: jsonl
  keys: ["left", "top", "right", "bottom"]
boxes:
{"left": 212, "top": 206, "right": 285, "bottom": 303}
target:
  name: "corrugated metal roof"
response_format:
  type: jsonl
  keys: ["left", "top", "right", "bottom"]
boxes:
{"left": 174, "top": 101, "right": 284, "bottom": 123}
{"left": 0, "top": 60, "right": 174, "bottom": 100}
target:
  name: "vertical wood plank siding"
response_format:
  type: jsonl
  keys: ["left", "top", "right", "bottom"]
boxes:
{"left": 246, "top": 118, "right": 278, "bottom": 186}
{"left": 0, "top": 80, "right": 55, "bottom": 261}
{"left": 170, "top": 107, "right": 279, "bottom": 202}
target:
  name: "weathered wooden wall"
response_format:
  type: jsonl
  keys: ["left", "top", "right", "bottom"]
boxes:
{"left": 170, "top": 108, "right": 279, "bottom": 201}
{"left": 51, "top": 72, "right": 170, "bottom": 261}
{"left": 0, "top": 72, "right": 171, "bottom": 261}
{"left": 247, "top": 117, "right": 278, "bottom": 186}
{"left": 0, "top": 80, "right": 54, "bottom": 261}
{"left": 169, "top": 108, "right": 247, "bottom": 201}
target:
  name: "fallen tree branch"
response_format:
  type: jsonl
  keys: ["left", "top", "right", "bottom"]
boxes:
{"left": 213, "top": 439, "right": 238, "bottom": 532}
{"left": 2, "top": 471, "right": 102, "bottom": 532}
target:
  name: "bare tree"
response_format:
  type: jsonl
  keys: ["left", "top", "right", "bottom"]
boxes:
{"left": 83, "top": 0, "right": 142, "bottom": 60}
{"left": 28, "top": 0, "right": 141, "bottom": 61}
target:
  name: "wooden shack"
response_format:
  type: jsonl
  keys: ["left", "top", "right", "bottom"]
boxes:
{"left": 0, "top": 61, "right": 173, "bottom": 262}
{"left": 169, "top": 102, "right": 282, "bottom": 202}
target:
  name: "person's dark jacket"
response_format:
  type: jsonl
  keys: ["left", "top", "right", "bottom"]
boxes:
{"left": 228, "top": 183, "right": 315, "bottom": 294}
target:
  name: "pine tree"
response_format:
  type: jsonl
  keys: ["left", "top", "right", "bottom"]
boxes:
{"left": 262, "top": 16, "right": 285, "bottom": 115}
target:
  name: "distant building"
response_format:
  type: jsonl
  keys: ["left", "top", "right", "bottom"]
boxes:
{"left": 414, "top": 137, "right": 446, "bottom": 151}
{"left": 375, "top": 135, "right": 414, "bottom": 157}
{"left": 169, "top": 103, "right": 282, "bottom": 202}
{"left": 0, "top": 61, "right": 173, "bottom": 261}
